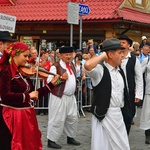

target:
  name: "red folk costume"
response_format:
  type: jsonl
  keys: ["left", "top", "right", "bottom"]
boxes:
{"left": 0, "top": 42, "right": 54, "bottom": 150}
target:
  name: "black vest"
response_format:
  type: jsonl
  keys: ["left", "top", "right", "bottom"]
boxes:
{"left": 91, "top": 65, "right": 111, "bottom": 121}
{"left": 91, "top": 64, "right": 132, "bottom": 122}
{"left": 126, "top": 54, "right": 137, "bottom": 118}
{"left": 126, "top": 54, "right": 136, "bottom": 93}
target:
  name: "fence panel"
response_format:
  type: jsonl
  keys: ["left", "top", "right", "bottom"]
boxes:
{"left": 31, "top": 77, "right": 93, "bottom": 117}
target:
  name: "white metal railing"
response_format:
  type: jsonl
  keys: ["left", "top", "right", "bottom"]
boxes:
{"left": 31, "top": 77, "right": 93, "bottom": 117}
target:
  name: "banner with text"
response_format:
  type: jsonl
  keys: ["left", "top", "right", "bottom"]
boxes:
{"left": 0, "top": 13, "right": 16, "bottom": 33}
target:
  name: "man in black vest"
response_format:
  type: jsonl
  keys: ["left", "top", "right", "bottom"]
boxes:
{"left": 118, "top": 34, "right": 143, "bottom": 135}
{"left": 0, "top": 31, "right": 16, "bottom": 59}
{"left": 84, "top": 38, "right": 131, "bottom": 150}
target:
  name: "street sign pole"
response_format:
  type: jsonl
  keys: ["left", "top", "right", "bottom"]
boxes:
{"left": 67, "top": 1, "right": 79, "bottom": 47}
{"left": 79, "top": 3, "right": 90, "bottom": 50}
{"left": 79, "top": 15, "right": 82, "bottom": 50}
{"left": 70, "top": 24, "right": 73, "bottom": 47}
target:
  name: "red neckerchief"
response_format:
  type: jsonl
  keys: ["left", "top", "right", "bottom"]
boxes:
{"left": 66, "top": 63, "right": 72, "bottom": 75}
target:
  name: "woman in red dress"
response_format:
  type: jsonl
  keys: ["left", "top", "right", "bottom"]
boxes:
{"left": 0, "top": 42, "right": 62, "bottom": 150}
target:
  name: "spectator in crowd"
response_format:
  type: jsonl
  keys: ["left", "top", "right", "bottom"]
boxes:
{"left": 139, "top": 36, "right": 150, "bottom": 49}
{"left": 138, "top": 45, "right": 150, "bottom": 63}
{"left": 131, "top": 42, "right": 140, "bottom": 57}
{"left": 74, "top": 53, "right": 86, "bottom": 107}
{"left": 55, "top": 48, "right": 60, "bottom": 62}
{"left": 87, "top": 39, "right": 98, "bottom": 56}
{"left": 135, "top": 49, "right": 141, "bottom": 57}
{"left": 48, "top": 50, "right": 55, "bottom": 65}
{"left": 74, "top": 54, "right": 84, "bottom": 79}
{"left": 87, "top": 46, "right": 97, "bottom": 57}
{"left": 82, "top": 52, "right": 93, "bottom": 109}
{"left": 75, "top": 48, "right": 86, "bottom": 65}
{"left": 84, "top": 38, "right": 130, "bottom": 150}
{"left": 76, "top": 48, "right": 83, "bottom": 55}
{"left": 38, "top": 50, "right": 52, "bottom": 115}
{"left": 28, "top": 46, "right": 39, "bottom": 65}
{"left": 40, "top": 50, "right": 52, "bottom": 71}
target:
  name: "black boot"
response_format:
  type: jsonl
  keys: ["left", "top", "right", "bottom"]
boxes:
{"left": 47, "top": 139, "right": 61, "bottom": 149}
{"left": 67, "top": 137, "right": 81, "bottom": 146}
{"left": 145, "top": 129, "right": 150, "bottom": 144}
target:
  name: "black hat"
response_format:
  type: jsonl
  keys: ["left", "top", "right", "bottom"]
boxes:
{"left": 59, "top": 46, "right": 73, "bottom": 53}
{"left": 0, "top": 31, "right": 16, "bottom": 42}
{"left": 118, "top": 34, "right": 133, "bottom": 46}
{"left": 101, "top": 38, "right": 125, "bottom": 52}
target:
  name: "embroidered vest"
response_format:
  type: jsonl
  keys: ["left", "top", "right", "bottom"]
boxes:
{"left": 51, "top": 61, "right": 76, "bottom": 98}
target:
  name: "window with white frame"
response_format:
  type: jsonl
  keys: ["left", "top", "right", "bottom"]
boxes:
{"left": 135, "top": 0, "right": 146, "bottom": 8}
{"left": 136, "top": 0, "right": 142, "bottom": 4}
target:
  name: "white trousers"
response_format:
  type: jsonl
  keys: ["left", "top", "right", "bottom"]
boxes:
{"left": 91, "top": 107, "right": 130, "bottom": 150}
{"left": 91, "top": 115, "right": 111, "bottom": 150}
{"left": 140, "top": 94, "right": 150, "bottom": 130}
{"left": 47, "top": 94, "right": 78, "bottom": 142}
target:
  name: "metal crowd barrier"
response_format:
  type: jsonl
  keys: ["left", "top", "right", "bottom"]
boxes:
{"left": 30, "top": 77, "right": 93, "bottom": 117}
{"left": 30, "top": 78, "right": 49, "bottom": 112}
{"left": 76, "top": 77, "right": 93, "bottom": 117}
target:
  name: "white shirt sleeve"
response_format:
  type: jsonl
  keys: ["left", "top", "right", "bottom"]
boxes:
{"left": 47, "top": 66, "right": 57, "bottom": 83}
{"left": 135, "top": 58, "right": 144, "bottom": 99}
{"left": 141, "top": 57, "right": 149, "bottom": 74}
{"left": 85, "top": 64, "right": 104, "bottom": 87}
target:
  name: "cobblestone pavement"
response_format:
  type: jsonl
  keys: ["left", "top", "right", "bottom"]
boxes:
{"left": 37, "top": 107, "right": 150, "bottom": 150}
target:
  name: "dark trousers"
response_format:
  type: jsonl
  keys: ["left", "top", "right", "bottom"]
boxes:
{"left": 38, "top": 81, "right": 49, "bottom": 115}
{"left": 123, "top": 93, "right": 135, "bottom": 135}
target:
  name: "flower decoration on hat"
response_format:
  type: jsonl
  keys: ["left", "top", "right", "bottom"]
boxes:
{"left": 4, "top": 42, "right": 28, "bottom": 64}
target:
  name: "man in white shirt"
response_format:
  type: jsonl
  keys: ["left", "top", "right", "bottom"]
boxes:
{"left": 46, "top": 46, "right": 80, "bottom": 149}
{"left": 84, "top": 38, "right": 130, "bottom": 150}
{"left": 118, "top": 34, "right": 143, "bottom": 134}
{"left": 0, "top": 31, "right": 16, "bottom": 59}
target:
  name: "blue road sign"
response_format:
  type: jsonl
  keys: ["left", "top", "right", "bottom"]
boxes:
{"left": 79, "top": 4, "right": 90, "bottom": 15}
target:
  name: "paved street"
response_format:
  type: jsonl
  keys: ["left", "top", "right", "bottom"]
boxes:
{"left": 37, "top": 107, "right": 150, "bottom": 150}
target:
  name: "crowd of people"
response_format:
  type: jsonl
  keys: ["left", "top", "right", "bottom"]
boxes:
{"left": 0, "top": 30, "right": 150, "bottom": 150}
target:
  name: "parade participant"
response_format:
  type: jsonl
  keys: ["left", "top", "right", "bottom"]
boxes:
{"left": 47, "top": 46, "right": 80, "bottom": 149}
{"left": 118, "top": 34, "right": 143, "bottom": 134}
{"left": 0, "top": 42, "right": 62, "bottom": 150}
{"left": 140, "top": 57, "right": 150, "bottom": 144}
{"left": 0, "top": 31, "right": 16, "bottom": 59}
{"left": 84, "top": 38, "right": 131, "bottom": 150}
